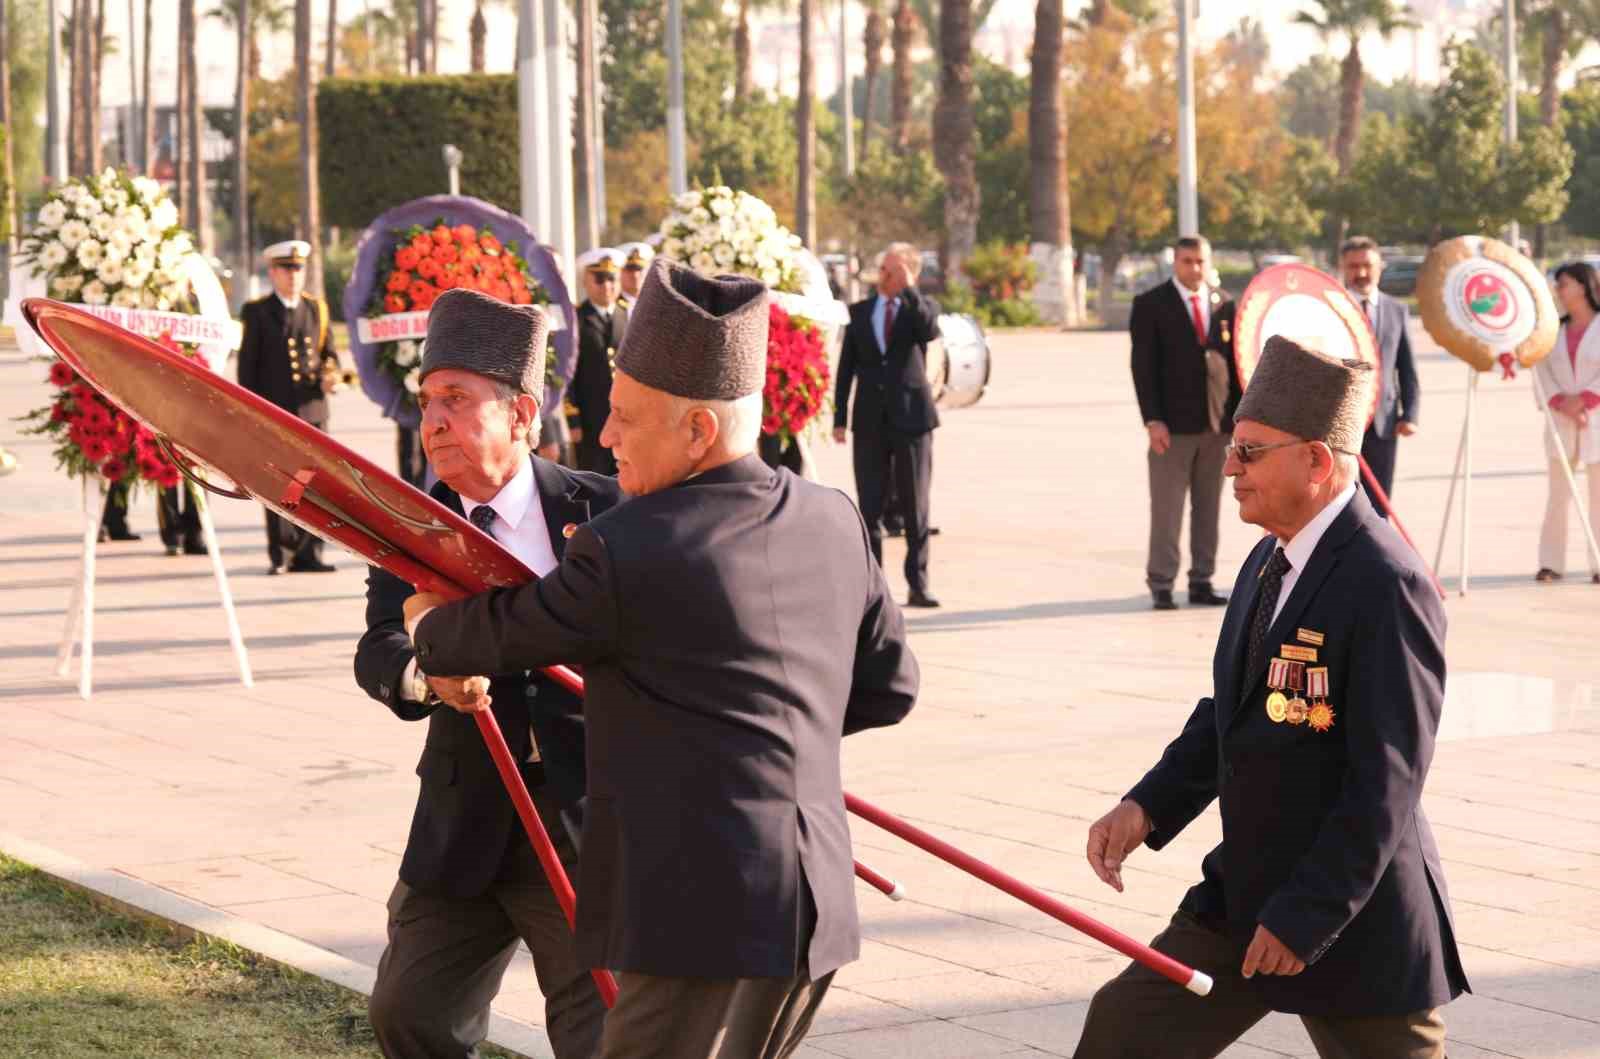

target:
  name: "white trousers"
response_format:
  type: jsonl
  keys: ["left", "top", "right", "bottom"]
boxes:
{"left": 1538, "top": 458, "right": 1600, "bottom": 574}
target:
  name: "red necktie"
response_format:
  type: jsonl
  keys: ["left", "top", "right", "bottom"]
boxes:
{"left": 882, "top": 297, "right": 897, "bottom": 350}
{"left": 1190, "top": 294, "right": 1206, "bottom": 344}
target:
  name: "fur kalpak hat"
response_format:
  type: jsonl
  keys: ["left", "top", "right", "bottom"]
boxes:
{"left": 419, "top": 287, "right": 549, "bottom": 397}
{"left": 1233, "top": 335, "right": 1374, "bottom": 454}
{"left": 613, "top": 259, "right": 769, "bottom": 400}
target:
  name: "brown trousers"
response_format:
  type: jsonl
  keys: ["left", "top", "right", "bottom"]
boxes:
{"left": 368, "top": 790, "right": 605, "bottom": 1059}
{"left": 1146, "top": 431, "right": 1229, "bottom": 594}
{"left": 595, "top": 968, "right": 835, "bottom": 1059}
{"left": 1074, "top": 911, "right": 1447, "bottom": 1059}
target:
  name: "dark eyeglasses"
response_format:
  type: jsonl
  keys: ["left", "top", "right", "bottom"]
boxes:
{"left": 1224, "top": 439, "right": 1307, "bottom": 465}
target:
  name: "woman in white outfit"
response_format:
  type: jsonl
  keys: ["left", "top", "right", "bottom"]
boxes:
{"left": 1535, "top": 262, "right": 1600, "bottom": 583}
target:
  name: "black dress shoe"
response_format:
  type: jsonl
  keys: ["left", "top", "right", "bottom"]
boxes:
{"left": 1188, "top": 586, "right": 1229, "bottom": 606}
{"left": 267, "top": 562, "right": 283, "bottom": 576}
{"left": 101, "top": 528, "right": 141, "bottom": 542}
{"left": 1535, "top": 568, "right": 1562, "bottom": 583}
{"left": 906, "top": 589, "right": 941, "bottom": 608}
{"left": 1152, "top": 590, "right": 1178, "bottom": 610}
{"left": 182, "top": 538, "right": 207, "bottom": 555}
{"left": 288, "top": 559, "right": 338, "bottom": 573}
{"left": 929, "top": 526, "right": 941, "bottom": 536}
{"left": 883, "top": 522, "right": 905, "bottom": 538}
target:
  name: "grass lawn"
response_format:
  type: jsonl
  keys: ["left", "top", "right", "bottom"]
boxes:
{"left": 0, "top": 853, "right": 520, "bottom": 1058}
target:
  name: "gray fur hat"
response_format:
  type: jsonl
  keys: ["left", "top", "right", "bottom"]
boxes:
{"left": 419, "top": 287, "right": 548, "bottom": 397}
{"left": 1234, "top": 335, "right": 1374, "bottom": 454}
{"left": 612, "top": 259, "right": 769, "bottom": 400}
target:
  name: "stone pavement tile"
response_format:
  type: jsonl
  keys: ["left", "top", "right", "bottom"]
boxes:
{"left": 1234, "top": 1011, "right": 1323, "bottom": 1056}
{"left": 224, "top": 891, "right": 387, "bottom": 953}
{"left": 845, "top": 968, "right": 1061, "bottom": 1019}
{"left": 833, "top": 939, "right": 969, "bottom": 985}
{"left": 808, "top": 986, "right": 925, "bottom": 1036}
{"left": 812, "top": 1016, "right": 1036, "bottom": 1058}
{"left": 1481, "top": 972, "right": 1600, "bottom": 1023}
{"left": 1444, "top": 992, "right": 1600, "bottom": 1057}
{"left": 128, "top": 855, "right": 342, "bottom": 907}
{"left": 246, "top": 845, "right": 403, "bottom": 904}
{"left": 992, "top": 953, "right": 1131, "bottom": 1001}
{"left": 947, "top": 1002, "right": 1087, "bottom": 1057}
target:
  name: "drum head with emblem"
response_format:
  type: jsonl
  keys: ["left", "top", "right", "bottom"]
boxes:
{"left": 1416, "top": 235, "right": 1558, "bottom": 372}
{"left": 1234, "top": 263, "right": 1381, "bottom": 425}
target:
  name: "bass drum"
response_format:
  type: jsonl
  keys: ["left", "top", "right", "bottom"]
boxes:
{"left": 926, "top": 312, "right": 990, "bottom": 409}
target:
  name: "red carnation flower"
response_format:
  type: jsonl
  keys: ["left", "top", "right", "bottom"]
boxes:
{"left": 510, "top": 287, "right": 532, "bottom": 305}
{"left": 49, "top": 402, "right": 70, "bottom": 423}
{"left": 454, "top": 224, "right": 477, "bottom": 245}
{"left": 395, "top": 246, "right": 420, "bottom": 271}
{"left": 384, "top": 292, "right": 408, "bottom": 313}
{"left": 49, "top": 361, "right": 75, "bottom": 387}
{"left": 386, "top": 270, "right": 412, "bottom": 292}
{"left": 410, "top": 234, "right": 433, "bottom": 257}
{"left": 154, "top": 465, "right": 181, "bottom": 489}
{"left": 433, "top": 243, "right": 459, "bottom": 266}
{"left": 480, "top": 233, "right": 502, "bottom": 255}
{"left": 416, "top": 256, "right": 442, "bottom": 280}
{"left": 82, "top": 437, "right": 112, "bottom": 464}
{"left": 100, "top": 458, "right": 128, "bottom": 481}
{"left": 431, "top": 225, "right": 452, "bottom": 245}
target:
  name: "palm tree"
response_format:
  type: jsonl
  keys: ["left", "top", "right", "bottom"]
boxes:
{"left": 933, "top": 0, "right": 976, "bottom": 278}
{"left": 1292, "top": 0, "right": 1415, "bottom": 179}
{"left": 1028, "top": 0, "right": 1074, "bottom": 325}
{"left": 889, "top": 0, "right": 912, "bottom": 148}
{"left": 208, "top": 0, "right": 292, "bottom": 81}
{"left": 182, "top": 0, "right": 212, "bottom": 253}
{"left": 235, "top": 0, "right": 251, "bottom": 281}
{"left": 470, "top": 0, "right": 487, "bottom": 71}
{"left": 796, "top": 0, "right": 816, "bottom": 246}
{"left": 861, "top": 0, "right": 884, "bottom": 156}
{"left": 295, "top": 0, "right": 323, "bottom": 295}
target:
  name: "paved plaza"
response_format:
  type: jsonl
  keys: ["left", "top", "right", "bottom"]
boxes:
{"left": 1, "top": 320, "right": 1597, "bottom": 1058}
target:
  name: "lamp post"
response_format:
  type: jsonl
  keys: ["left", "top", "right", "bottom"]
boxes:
{"left": 443, "top": 144, "right": 462, "bottom": 196}
{"left": 667, "top": 0, "right": 687, "bottom": 196}
{"left": 1175, "top": 0, "right": 1197, "bottom": 238}
{"left": 1503, "top": 0, "right": 1519, "bottom": 250}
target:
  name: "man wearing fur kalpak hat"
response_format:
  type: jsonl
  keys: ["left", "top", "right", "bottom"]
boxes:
{"left": 400, "top": 260, "right": 921, "bottom": 1058}
{"left": 354, "top": 287, "right": 626, "bottom": 1059}
{"left": 1075, "top": 336, "right": 1468, "bottom": 1058}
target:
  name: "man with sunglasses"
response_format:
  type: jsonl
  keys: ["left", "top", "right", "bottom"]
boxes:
{"left": 1076, "top": 336, "right": 1468, "bottom": 1058}
{"left": 567, "top": 247, "right": 628, "bottom": 475}
{"left": 237, "top": 240, "right": 341, "bottom": 574}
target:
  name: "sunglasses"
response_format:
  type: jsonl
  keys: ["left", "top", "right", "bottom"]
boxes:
{"left": 1224, "top": 439, "right": 1307, "bottom": 465}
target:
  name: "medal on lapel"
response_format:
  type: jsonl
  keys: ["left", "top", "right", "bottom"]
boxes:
{"left": 1306, "top": 666, "right": 1335, "bottom": 732}
{"left": 1265, "top": 658, "right": 1290, "bottom": 723}
{"left": 1284, "top": 661, "right": 1309, "bottom": 725}
{"left": 562, "top": 522, "right": 578, "bottom": 539}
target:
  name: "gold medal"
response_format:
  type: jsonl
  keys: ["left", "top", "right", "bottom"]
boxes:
{"left": 1308, "top": 703, "right": 1336, "bottom": 732}
{"left": 562, "top": 522, "right": 578, "bottom": 539}
{"left": 1265, "top": 691, "right": 1289, "bottom": 723}
{"left": 1285, "top": 697, "right": 1308, "bottom": 724}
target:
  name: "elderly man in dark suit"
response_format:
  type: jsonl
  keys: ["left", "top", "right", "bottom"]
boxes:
{"left": 1341, "top": 235, "right": 1419, "bottom": 506}
{"left": 403, "top": 260, "right": 920, "bottom": 1059}
{"left": 237, "top": 239, "right": 342, "bottom": 574}
{"left": 833, "top": 242, "right": 943, "bottom": 607}
{"left": 1076, "top": 336, "right": 1469, "bottom": 1059}
{"left": 1131, "top": 235, "right": 1234, "bottom": 610}
{"left": 354, "top": 288, "right": 625, "bottom": 1059}
{"left": 568, "top": 247, "right": 629, "bottom": 475}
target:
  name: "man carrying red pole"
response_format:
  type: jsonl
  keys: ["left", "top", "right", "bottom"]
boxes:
{"left": 1077, "top": 336, "right": 1469, "bottom": 1058}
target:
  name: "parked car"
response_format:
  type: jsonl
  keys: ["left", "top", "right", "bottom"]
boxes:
{"left": 1378, "top": 256, "right": 1424, "bottom": 296}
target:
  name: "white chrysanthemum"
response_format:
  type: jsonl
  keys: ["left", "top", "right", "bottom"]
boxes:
{"left": 709, "top": 196, "right": 734, "bottom": 218}
{"left": 157, "top": 240, "right": 187, "bottom": 271}
{"left": 132, "top": 176, "right": 162, "bottom": 203}
{"left": 51, "top": 273, "right": 84, "bottom": 296}
{"left": 75, "top": 193, "right": 103, "bottom": 218}
{"left": 97, "top": 259, "right": 126, "bottom": 286}
{"left": 114, "top": 204, "right": 147, "bottom": 231}
{"left": 134, "top": 241, "right": 159, "bottom": 265}
{"left": 81, "top": 279, "right": 109, "bottom": 305}
{"left": 90, "top": 212, "right": 117, "bottom": 242}
{"left": 150, "top": 199, "right": 179, "bottom": 231}
{"left": 393, "top": 340, "right": 421, "bottom": 368}
{"left": 37, "top": 200, "right": 68, "bottom": 229}
{"left": 122, "top": 258, "right": 152, "bottom": 288}
{"left": 690, "top": 251, "right": 715, "bottom": 273}
{"left": 712, "top": 244, "right": 736, "bottom": 267}
{"left": 76, "top": 239, "right": 105, "bottom": 269}
{"left": 688, "top": 206, "right": 710, "bottom": 226}
{"left": 102, "top": 187, "right": 129, "bottom": 211}
{"left": 112, "top": 287, "right": 143, "bottom": 308}
{"left": 39, "top": 241, "right": 70, "bottom": 269}
{"left": 404, "top": 367, "right": 422, "bottom": 394}
{"left": 675, "top": 191, "right": 702, "bottom": 211}
{"left": 58, "top": 218, "right": 90, "bottom": 250}
{"left": 104, "top": 233, "right": 133, "bottom": 265}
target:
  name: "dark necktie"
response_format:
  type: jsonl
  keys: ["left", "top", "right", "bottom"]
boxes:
{"left": 469, "top": 504, "right": 497, "bottom": 537}
{"left": 882, "top": 297, "right": 897, "bottom": 351}
{"left": 1246, "top": 547, "right": 1292, "bottom": 678}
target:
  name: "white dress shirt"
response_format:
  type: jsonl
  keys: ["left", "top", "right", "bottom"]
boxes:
{"left": 871, "top": 293, "right": 898, "bottom": 353}
{"left": 1172, "top": 276, "right": 1210, "bottom": 336}
{"left": 276, "top": 293, "right": 301, "bottom": 312}
{"left": 1271, "top": 483, "right": 1357, "bottom": 625}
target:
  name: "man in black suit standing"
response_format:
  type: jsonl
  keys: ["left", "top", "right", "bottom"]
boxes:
{"left": 833, "top": 242, "right": 943, "bottom": 607}
{"left": 1341, "top": 236, "right": 1419, "bottom": 506}
{"left": 1130, "top": 236, "right": 1233, "bottom": 610}
{"left": 237, "top": 239, "right": 341, "bottom": 574}
{"left": 567, "top": 247, "right": 629, "bottom": 475}
{"left": 354, "top": 288, "right": 623, "bottom": 1059}
{"left": 1076, "top": 336, "right": 1468, "bottom": 1058}
{"left": 403, "top": 261, "right": 920, "bottom": 1058}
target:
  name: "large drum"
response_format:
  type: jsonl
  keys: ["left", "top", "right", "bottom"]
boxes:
{"left": 926, "top": 312, "right": 990, "bottom": 409}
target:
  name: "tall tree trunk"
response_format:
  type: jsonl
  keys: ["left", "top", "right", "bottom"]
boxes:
{"left": 183, "top": 0, "right": 211, "bottom": 253}
{"left": 1333, "top": 40, "right": 1362, "bottom": 175}
{"left": 126, "top": 0, "right": 137, "bottom": 169}
{"left": 236, "top": 0, "right": 252, "bottom": 284}
{"left": 296, "top": 0, "right": 323, "bottom": 295}
{"left": 415, "top": 0, "right": 429, "bottom": 72}
{"left": 575, "top": 0, "right": 599, "bottom": 250}
{"left": 796, "top": 0, "right": 816, "bottom": 246}
{"left": 734, "top": 0, "right": 752, "bottom": 103}
{"left": 429, "top": 0, "right": 439, "bottom": 73}
{"left": 0, "top": 0, "right": 14, "bottom": 245}
{"left": 326, "top": 0, "right": 337, "bottom": 77}
{"left": 71, "top": 0, "right": 95, "bottom": 174}
{"left": 470, "top": 0, "right": 486, "bottom": 72}
{"left": 1028, "top": 0, "right": 1074, "bottom": 325}
{"left": 175, "top": 0, "right": 188, "bottom": 212}
{"left": 934, "top": 0, "right": 976, "bottom": 279}
{"left": 141, "top": 0, "right": 154, "bottom": 173}
{"left": 1535, "top": 8, "right": 1565, "bottom": 259}
{"left": 90, "top": 0, "right": 103, "bottom": 172}
{"left": 890, "top": 0, "right": 912, "bottom": 149}
{"left": 862, "top": 1, "right": 884, "bottom": 157}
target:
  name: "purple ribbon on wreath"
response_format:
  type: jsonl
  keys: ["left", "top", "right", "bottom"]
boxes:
{"left": 342, "top": 194, "right": 576, "bottom": 429}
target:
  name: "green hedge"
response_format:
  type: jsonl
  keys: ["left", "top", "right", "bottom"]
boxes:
{"left": 318, "top": 74, "right": 521, "bottom": 230}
